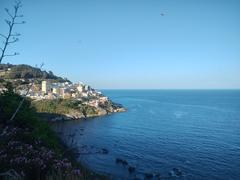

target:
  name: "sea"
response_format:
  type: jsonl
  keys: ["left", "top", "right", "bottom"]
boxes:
{"left": 53, "top": 90, "right": 240, "bottom": 179}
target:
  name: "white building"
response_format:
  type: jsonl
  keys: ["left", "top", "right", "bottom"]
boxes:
{"left": 99, "top": 96, "right": 108, "bottom": 103}
{"left": 52, "top": 87, "right": 60, "bottom": 94}
{"left": 84, "top": 85, "right": 89, "bottom": 91}
{"left": 82, "top": 92, "right": 88, "bottom": 97}
{"left": 42, "top": 81, "right": 50, "bottom": 93}
{"left": 77, "top": 84, "right": 83, "bottom": 92}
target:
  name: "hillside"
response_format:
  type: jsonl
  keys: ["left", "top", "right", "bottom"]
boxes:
{"left": 32, "top": 98, "right": 125, "bottom": 120}
{"left": 0, "top": 63, "right": 69, "bottom": 83}
{"left": 0, "top": 63, "right": 126, "bottom": 121}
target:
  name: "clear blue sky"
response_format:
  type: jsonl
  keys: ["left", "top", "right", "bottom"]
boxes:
{"left": 0, "top": 0, "right": 239, "bottom": 89}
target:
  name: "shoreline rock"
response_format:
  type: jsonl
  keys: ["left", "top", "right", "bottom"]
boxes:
{"left": 115, "top": 158, "right": 128, "bottom": 166}
{"left": 39, "top": 105, "right": 126, "bottom": 122}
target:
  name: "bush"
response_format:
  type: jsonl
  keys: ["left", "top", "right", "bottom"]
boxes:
{"left": 0, "top": 83, "right": 84, "bottom": 179}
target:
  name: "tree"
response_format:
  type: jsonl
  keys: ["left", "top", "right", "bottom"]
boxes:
{"left": 0, "top": 1, "right": 25, "bottom": 63}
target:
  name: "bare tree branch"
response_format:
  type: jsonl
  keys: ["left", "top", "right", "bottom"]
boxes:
{"left": 4, "top": 19, "right": 12, "bottom": 27}
{"left": 3, "top": 52, "right": 19, "bottom": 57}
{"left": 9, "top": 63, "right": 44, "bottom": 122}
{"left": 0, "top": 34, "right": 7, "bottom": 39}
{"left": 7, "top": 38, "right": 19, "bottom": 44}
{"left": 13, "top": 21, "right": 25, "bottom": 24}
{"left": 0, "top": 1, "right": 24, "bottom": 63}
{"left": 14, "top": 1, "right": 22, "bottom": 9}
{"left": 4, "top": 8, "right": 14, "bottom": 19}
{"left": 10, "top": 33, "right": 21, "bottom": 37}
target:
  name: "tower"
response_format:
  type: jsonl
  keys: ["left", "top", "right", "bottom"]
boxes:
{"left": 42, "top": 81, "right": 49, "bottom": 93}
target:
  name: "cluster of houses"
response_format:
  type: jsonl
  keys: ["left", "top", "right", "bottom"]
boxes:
{"left": 0, "top": 66, "right": 114, "bottom": 109}
{"left": 0, "top": 75, "right": 110, "bottom": 108}
{"left": 17, "top": 80, "right": 109, "bottom": 108}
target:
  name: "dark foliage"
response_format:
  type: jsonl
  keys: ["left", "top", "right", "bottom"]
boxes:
{"left": 0, "top": 84, "right": 106, "bottom": 180}
{"left": 0, "top": 63, "right": 70, "bottom": 82}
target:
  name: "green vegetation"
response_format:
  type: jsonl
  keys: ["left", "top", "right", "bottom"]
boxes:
{"left": 0, "top": 63, "right": 70, "bottom": 82}
{"left": 0, "top": 87, "right": 59, "bottom": 149}
{"left": 32, "top": 99, "right": 79, "bottom": 115}
{"left": 32, "top": 99, "right": 99, "bottom": 118}
{"left": 0, "top": 84, "right": 106, "bottom": 179}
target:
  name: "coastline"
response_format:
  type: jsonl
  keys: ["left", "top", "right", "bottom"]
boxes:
{"left": 0, "top": 64, "right": 126, "bottom": 179}
{"left": 44, "top": 107, "right": 127, "bottom": 179}
{"left": 38, "top": 106, "right": 126, "bottom": 122}
{"left": 55, "top": 133, "right": 108, "bottom": 180}
{"left": 0, "top": 86, "right": 125, "bottom": 179}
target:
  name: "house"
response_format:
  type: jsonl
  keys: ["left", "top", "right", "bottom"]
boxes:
{"left": 52, "top": 87, "right": 60, "bottom": 94}
{"left": 88, "top": 100, "right": 99, "bottom": 107}
{"left": 99, "top": 96, "right": 108, "bottom": 103}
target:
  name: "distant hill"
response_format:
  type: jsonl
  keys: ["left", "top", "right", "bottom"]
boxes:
{"left": 0, "top": 63, "right": 70, "bottom": 82}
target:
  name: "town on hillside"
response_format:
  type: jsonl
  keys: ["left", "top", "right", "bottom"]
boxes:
{"left": 25, "top": 80, "right": 109, "bottom": 108}
{"left": 0, "top": 64, "right": 125, "bottom": 112}
{"left": 0, "top": 79, "right": 109, "bottom": 109}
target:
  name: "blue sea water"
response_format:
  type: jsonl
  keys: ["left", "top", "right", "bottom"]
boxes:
{"left": 53, "top": 90, "right": 240, "bottom": 179}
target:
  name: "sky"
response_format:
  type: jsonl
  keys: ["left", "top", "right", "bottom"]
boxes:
{"left": 0, "top": 0, "right": 239, "bottom": 89}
